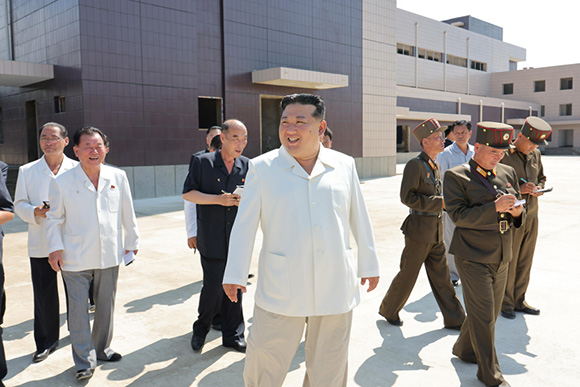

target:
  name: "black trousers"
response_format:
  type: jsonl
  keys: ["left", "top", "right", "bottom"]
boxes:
{"left": 0, "top": 262, "right": 7, "bottom": 383}
{"left": 30, "top": 258, "right": 60, "bottom": 352}
{"left": 193, "top": 255, "right": 244, "bottom": 345}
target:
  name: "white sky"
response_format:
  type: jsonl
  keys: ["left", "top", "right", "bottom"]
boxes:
{"left": 396, "top": 0, "right": 579, "bottom": 69}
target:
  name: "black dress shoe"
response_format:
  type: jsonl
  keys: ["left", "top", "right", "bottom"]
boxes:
{"left": 378, "top": 311, "right": 403, "bottom": 326}
{"left": 517, "top": 306, "right": 540, "bottom": 315}
{"left": 191, "top": 335, "right": 206, "bottom": 352}
{"left": 32, "top": 342, "right": 58, "bottom": 363}
{"left": 76, "top": 368, "right": 94, "bottom": 380}
{"left": 103, "top": 352, "right": 122, "bottom": 362}
{"left": 445, "top": 325, "right": 462, "bottom": 331}
{"left": 501, "top": 310, "right": 516, "bottom": 319}
{"left": 223, "top": 341, "right": 246, "bottom": 353}
{"left": 386, "top": 318, "right": 403, "bottom": 326}
{"left": 452, "top": 279, "right": 460, "bottom": 287}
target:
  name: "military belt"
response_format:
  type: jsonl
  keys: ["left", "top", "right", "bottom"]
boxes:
{"left": 410, "top": 209, "right": 441, "bottom": 218}
{"left": 462, "top": 220, "right": 511, "bottom": 234}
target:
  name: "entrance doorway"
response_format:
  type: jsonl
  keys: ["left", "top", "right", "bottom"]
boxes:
{"left": 260, "top": 96, "right": 282, "bottom": 154}
{"left": 26, "top": 100, "right": 39, "bottom": 162}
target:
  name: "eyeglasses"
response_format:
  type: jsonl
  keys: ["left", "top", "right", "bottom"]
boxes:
{"left": 39, "top": 136, "right": 64, "bottom": 143}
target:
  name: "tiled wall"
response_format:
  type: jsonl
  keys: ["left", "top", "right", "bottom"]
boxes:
{"left": 360, "top": 0, "right": 396, "bottom": 177}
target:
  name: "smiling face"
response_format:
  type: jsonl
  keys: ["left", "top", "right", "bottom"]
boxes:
{"left": 279, "top": 103, "right": 326, "bottom": 163}
{"left": 74, "top": 133, "right": 109, "bottom": 168}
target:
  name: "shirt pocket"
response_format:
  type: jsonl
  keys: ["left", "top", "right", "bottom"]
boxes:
{"left": 263, "top": 251, "right": 290, "bottom": 302}
{"left": 331, "top": 183, "right": 350, "bottom": 213}
{"left": 107, "top": 188, "right": 120, "bottom": 212}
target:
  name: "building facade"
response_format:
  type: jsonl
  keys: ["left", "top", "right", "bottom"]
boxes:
{"left": 0, "top": 0, "right": 397, "bottom": 197}
{"left": 491, "top": 64, "right": 580, "bottom": 152}
{"left": 0, "top": 1, "right": 575, "bottom": 198}
{"left": 394, "top": 11, "right": 540, "bottom": 155}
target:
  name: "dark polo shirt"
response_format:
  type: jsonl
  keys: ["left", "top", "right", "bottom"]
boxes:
{"left": 183, "top": 150, "right": 249, "bottom": 259}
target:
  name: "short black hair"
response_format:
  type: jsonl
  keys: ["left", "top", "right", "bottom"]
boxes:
{"left": 210, "top": 134, "right": 222, "bottom": 150}
{"left": 73, "top": 126, "right": 107, "bottom": 146}
{"left": 324, "top": 127, "right": 333, "bottom": 140}
{"left": 207, "top": 125, "right": 221, "bottom": 135}
{"left": 40, "top": 122, "right": 67, "bottom": 138}
{"left": 449, "top": 120, "right": 472, "bottom": 132}
{"left": 280, "top": 93, "right": 326, "bottom": 120}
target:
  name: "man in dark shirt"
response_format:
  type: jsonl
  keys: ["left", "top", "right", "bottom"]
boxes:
{"left": 0, "top": 161, "right": 16, "bottom": 384}
{"left": 183, "top": 119, "right": 249, "bottom": 353}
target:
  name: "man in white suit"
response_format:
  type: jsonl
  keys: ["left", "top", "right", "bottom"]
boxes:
{"left": 223, "top": 94, "right": 380, "bottom": 386}
{"left": 14, "top": 122, "right": 78, "bottom": 363}
{"left": 47, "top": 127, "right": 139, "bottom": 381}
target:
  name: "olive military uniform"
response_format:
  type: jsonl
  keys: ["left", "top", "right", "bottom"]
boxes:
{"left": 379, "top": 120, "right": 465, "bottom": 328}
{"left": 499, "top": 116, "right": 551, "bottom": 316}
{"left": 444, "top": 122, "right": 525, "bottom": 387}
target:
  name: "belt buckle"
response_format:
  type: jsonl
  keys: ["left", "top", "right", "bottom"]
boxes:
{"left": 499, "top": 220, "right": 509, "bottom": 233}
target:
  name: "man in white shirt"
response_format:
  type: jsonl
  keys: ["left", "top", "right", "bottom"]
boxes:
{"left": 14, "top": 122, "right": 78, "bottom": 363}
{"left": 223, "top": 94, "right": 380, "bottom": 386}
{"left": 47, "top": 127, "right": 139, "bottom": 381}
{"left": 437, "top": 120, "right": 474, "bottom": 286}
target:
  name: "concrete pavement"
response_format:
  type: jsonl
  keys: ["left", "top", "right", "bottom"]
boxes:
{"left": 1, "top": 155, "right": 579, "bottom": 386}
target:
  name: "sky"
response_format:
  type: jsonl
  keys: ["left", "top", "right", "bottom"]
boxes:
{"left": 397, "top": 0, "right": 579, "bottom": 69}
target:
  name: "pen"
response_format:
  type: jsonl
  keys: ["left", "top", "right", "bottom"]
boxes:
{"left": 520, "top": 178, "right": 528, "bottom": 183}
{"left": 496, "top": 189, "right": 507, "bottom": 195}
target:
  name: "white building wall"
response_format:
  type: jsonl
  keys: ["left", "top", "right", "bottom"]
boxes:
{"left": 361, "top": 0, "right": 397, "bottom": 177}
{"left": 491, "top": 64, "right": 580, "bottom": 148}
{"left": 396, "top": 9, "right": 526, "bottom": 97}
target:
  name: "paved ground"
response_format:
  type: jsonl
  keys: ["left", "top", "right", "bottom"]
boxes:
{"left": 1, "top": 155, "right": 578, "bottom": 387}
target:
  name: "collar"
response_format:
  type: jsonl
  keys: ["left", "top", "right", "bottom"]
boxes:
{"left": 451, "top": 142, "right": 474, "bottom": 156}
{"left": 73, "top": 164, "right": 112, "bottom": 193}
{"left": 419, "top": 151, "right": 438, "bottom": 170}
{"left": 277, "top": 144, "right": 335, "bottom": 179}
{"left": 215, "top": 150, "right": 243, "bottom": 172}
{"left": 40, "top": 154, "right": 77, "bottom": 176}
{"left": 469, "top": 158, "right": 496, "bottom": 177}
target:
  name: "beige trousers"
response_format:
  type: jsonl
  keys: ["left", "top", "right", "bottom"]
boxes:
{"left": 243, "top": 305, "right": 353, "bottom": 387}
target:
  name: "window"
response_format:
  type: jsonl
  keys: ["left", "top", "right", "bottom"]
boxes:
{"left": 54, "top": 96, "right": 65, "bottom": 113}
{"left": 447, "top": 54, "right": 467, "bottom": 68}
{"left": 559, "top": 103, "right": 572, "bottom": 116}
{"left": 417, "top": 48, "right": 442, "bottom": 62}
{"left": 560, "top": 77, "right": 573, "bottom": 90}
{"left": 503, "top": 83, "right": 514, "bottom": 95}
{"left": 540, "top": 105, "right": 545, "bottom": 117}
{"left": 198, "top": 97, "right": 222, "bottom": 129}
{"left": 470, "top": 60, "right": 487, "bottom": 72}
{"left": 397, "top": 43, "right": 414, "bottom": 57}
{"left": 534, "top": 80, "right": 545, "bottom": 92}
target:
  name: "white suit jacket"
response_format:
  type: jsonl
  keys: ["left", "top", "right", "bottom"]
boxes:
{"left": 223, "top": 145, "right": 379, "bottom": 317}
{"left": 14, "top": 155, "right": 78, "bottom": 257}
{"left": 46, "top": 164, "right": 139, "bottom": 272}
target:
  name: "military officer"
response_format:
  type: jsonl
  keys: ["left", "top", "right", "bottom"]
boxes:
{"left": 379, "top": 118, "right": 465, "bottom": 329}
{"left": 445, "top": 122, "right": 525, "bottom": 387}
{"left": 500, "top": 117, "right": 551, "bottom": 319}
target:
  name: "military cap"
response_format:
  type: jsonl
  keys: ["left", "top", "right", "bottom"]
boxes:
{"left": 521, "top": 116, "right": 552, "bottom": 145}
{"left": 475, "top": 122, "right": 514, "bottom": 149}
{"left": 412, "top": 118, "right": 446, "bottom": 144}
